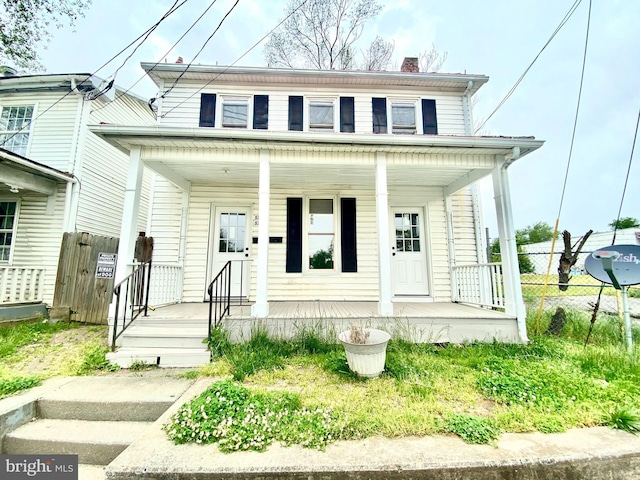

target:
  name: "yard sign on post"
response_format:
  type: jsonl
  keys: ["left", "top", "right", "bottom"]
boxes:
{"left": 584, "top": 244, "right": 640, "bottom": 353}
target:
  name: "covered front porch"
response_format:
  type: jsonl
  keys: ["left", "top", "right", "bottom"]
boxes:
{"left": 106, "top": 300, "right": 518, "bottom": 368}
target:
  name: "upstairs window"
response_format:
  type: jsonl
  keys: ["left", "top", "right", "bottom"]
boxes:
{"left": 340, "top": 97, "right": 355, "bottom": 133}
{"left": 0, "top": 201, "right": 17, "bottom": 262}
{"left": 372, "top": 97, "right": 387, "bottom": 133}
{"left": 0, "top": 106, "right": 34, "bottom": 156}
{"left": 422, "top": 99, "right": 438, "bottom": 134}
{"left": 309, "top": 101, "right": 334, "bottom": 131}
{"left": 222, "top": 99, "right": 248, "bottom": 128}
{"left": 253, "top": 95, "right": 269, "bottom": 130}
{"left": 199, "top": 94, "right": 216, "bottom": 127}
{"left": 391, "top": 103, "right": 416, "bottom": 134}
{"left": 288, "top": 96, "right": 303, "bottom": 131}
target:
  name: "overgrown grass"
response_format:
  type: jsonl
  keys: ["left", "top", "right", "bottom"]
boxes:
{"left": 185, "top": 311, "right": 640, "bottom": 447}
{"left": 0, "top": 319, "right": 78, "bottom": 359}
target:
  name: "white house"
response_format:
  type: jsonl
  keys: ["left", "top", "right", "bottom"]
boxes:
{"left": 91, "top": 58, "right": 544, "bottom": 367}
{"left": 0, "top": 72, "right": 154, "bottom": 320}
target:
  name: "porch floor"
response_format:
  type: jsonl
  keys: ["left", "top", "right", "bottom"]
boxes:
{"left": 140, "top": 301, "right": 519, "bottom": 344}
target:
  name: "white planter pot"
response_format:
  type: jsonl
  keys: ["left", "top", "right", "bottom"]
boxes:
{"left": 338, "top": 328, "right": 391, "bottom": 378}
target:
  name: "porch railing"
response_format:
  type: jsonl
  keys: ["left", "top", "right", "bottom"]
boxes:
{"left": 451, "top": 263, "right": 504, "bottom": 309}
{"left": 207, "top": 261, "right": 231, "bottom": 340}
{"left": 149, "top": 263, "right": 182, "bottom": 307}
{"left": 0, "top": 267, "right": 46, "bottom": 305}
{"left": 111, "top": 260, "right": 152, "bottom": 351}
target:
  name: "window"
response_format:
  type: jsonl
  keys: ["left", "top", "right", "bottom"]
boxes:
{"left": 199, "top": 94, "right": 216, "bottom": 127}
{"left": 288, "top": 96, "right": 303, "bottom": 131}
{"left": 308, "top": 199, "right": 334, "bottom": 270}
{"left": 421, "top": 99, "right": 438, "bottom": 134}
{"left": 391, "top": 103, "right": 416, "bottom": 134}
{"left": 286, "top": 197, "right": 357, "bottom": 273}
{"left": 0, "top": 106, "right": 34, "bottom": 156}
{"left": 219, "top": 213, "right": 246, "bottom": 253}
{"left": 372, "top": 97, "right": 387, "bottom": 133}
{"left": 340, "top": 97, "right": 355, "bottom": 133}
{"left": 222, "top": 99, "right": 248, "bottom": 128}
{"left": 394, "top": 213, "right": 421, "bottom": 252}
{"left": 0, "top": 201, "right": 17, "bottom": 262}
{"left": 253, "top": 95, "right": 269, "bottom": 129}
{"left": 309, "top": 101, "right": 334, "bottom": 131}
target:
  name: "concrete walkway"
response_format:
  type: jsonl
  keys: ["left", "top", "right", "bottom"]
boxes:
{"left": 2, "top": 375, "right": 640, "bottom": 480}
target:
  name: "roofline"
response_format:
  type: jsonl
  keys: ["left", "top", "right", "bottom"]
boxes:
{"left": 141, "top": 63, "right": 489, "bottom": 95}
{"left": 0, "top": 73, "right": 148, "bottom": 105}
{"left": 89, "top": 124, "right": 544, "bottom": 156}
{"left": 0, "top": 147, "right": 76, "bottom": 183}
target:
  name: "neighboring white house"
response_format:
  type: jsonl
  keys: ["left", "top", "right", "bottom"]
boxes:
{"left": 91, "top": 58, "right": 544, "bottom": 366}
{"left": 0, "top": 72, "right": 154, "bottom": 318}
{"left": 522, "top": 228, "right": 640, "bottom": 275}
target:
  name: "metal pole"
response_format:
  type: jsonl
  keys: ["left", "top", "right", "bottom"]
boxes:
{"left": 621, "top": 285, "right": 633, "bottom": 354}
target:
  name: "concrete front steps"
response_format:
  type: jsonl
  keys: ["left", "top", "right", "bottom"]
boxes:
{"left": 2, "top": 377, "right": 193, "bottom": 471}
{"left": 107, "top": 318, "right": 211, "bottom": 368}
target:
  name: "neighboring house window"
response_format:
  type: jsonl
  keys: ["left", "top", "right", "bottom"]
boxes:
{"left": 308, "top": 198, "right": 335, "bottom": 270}
{"left": 391, "top": 102, "right": 416, "bottom": 134}
{"left": 0, "top": 201, "right": 17, "bottom": 262}
{"left": 286, "top": 197, "right": 357, "bottom": 273}
{"left": 199, "top": 94, "right": 216, "bottom": 127}
{"left": 0, "top": 106, "right": 34, "bottom": 156}
{"left": 340, "top": 97, "right": 355, "bottom": 133}
{"left": 372, "top": 97, "right": 387, "bottom": 133}
{"left": 222, "top": 98, "right": 249, "bottom": 128}
{"left": 253, "top": 95, "right": 269, "bottom": 129}
{"left": 288, "top": 96, "right": 303, "bottom": 131}
{"left": 309, "top": 101, "right": 334, "bottom": 131}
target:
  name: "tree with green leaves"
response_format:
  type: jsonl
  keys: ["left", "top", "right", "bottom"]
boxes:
{"left": 516, "top": 221, "right": 556, "bottom": 245}
{"left": 0, "top": 0, "right": 92, "bottom": 71}
{"left": 490, "top": 238, "right": 534, "bottom": 274}
{"left": 608, "top": 217, "right": 640, "bottom": 230}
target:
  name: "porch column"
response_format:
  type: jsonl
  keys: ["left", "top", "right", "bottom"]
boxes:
{"left": 492, "top": 156, "right": 528, "bottom": 342}
{"left": 376, "top": 153, "right": 393, "bottom": 316}
{"left": 252, "top": 150, "right": 270, "bottom": 317}
{"left": 114, "top": 146, "right": 144, "bottom": 284}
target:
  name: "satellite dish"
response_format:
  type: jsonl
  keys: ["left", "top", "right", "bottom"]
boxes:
{"left": 584, "top": 244, "right": 640, "bottom": 286}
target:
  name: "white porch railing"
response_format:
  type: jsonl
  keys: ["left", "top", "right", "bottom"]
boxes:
{"left": 148, "top": 263, "right": 182, "bottom": 307}
{"left": 451, "top": 263, "right": 504, "bottom": 309}
{"left": 0, "top": 267, "right": 46, "bottom": 305}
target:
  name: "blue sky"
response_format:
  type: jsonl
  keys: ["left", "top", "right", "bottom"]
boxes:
{"left": 35, "top": 0, "right": 640, "bottom": 240}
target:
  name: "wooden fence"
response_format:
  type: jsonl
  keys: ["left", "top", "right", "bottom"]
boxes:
{"left": 52, "top": 232, "right": 119, "bottom": 324}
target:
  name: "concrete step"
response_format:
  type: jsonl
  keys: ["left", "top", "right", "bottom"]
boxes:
{"left": 120, "top": 325, "right": 208, "bottom": 349}
{"left": 133, "top": 317, "right": 208, "bottom": 327}
{"left": 37, "top": 377, "right": 190, "bottom": 422}
{"left": 3, "top": 419, "right": 153, "bottom": 465}
{"left": 107, "top": 347, "right": 211, "bottom": 368}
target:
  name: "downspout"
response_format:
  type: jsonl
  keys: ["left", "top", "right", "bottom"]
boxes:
{"left": 462, "top": 81, "right": 473, "bottom": 135}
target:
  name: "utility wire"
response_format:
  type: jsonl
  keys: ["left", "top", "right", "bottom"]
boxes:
{"left": 475, "top": 0, "right": 583, "bottom": 133}
{"left": 160, "top": 0, "right": 311, "bottom": 118}
{"left": 535, "top": 0, "right": 592, "bottom": 333}
{"left": 611, "top": 106, "right": 640, "bottom": 244}
{"left": 0, "top": 0, "right": 190, "bottom": 148}
{"left": 160, "top": 0, "right": 241, "bottom": 99}
{"left": 92, "top": 0, "right": 218, "bottom": 114}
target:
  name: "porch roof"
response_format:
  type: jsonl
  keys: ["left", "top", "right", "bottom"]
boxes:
{"left": 0, "top": 147, "right": 74, "bottom": 195}
{"left": 90, "top": 125, "right": 543, "bottom": 191}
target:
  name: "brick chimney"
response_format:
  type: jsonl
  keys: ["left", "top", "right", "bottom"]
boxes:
{"left": 176, "top": 56, "right": 184, "bottom": 64}
{"left": 401, "top": 57, "right": 419, "bottom": 73}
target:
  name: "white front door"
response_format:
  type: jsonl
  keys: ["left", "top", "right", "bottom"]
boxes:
{"left": 209, "top": 207, "right": 251, "bottom": 299}
{"left": 391, "top": 209, "right": 429, "bottom": 296}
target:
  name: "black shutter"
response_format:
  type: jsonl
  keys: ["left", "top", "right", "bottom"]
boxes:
{"left": 422, "top": 99, "right": 438, "bottom": 135}
{"left": 340, "top": 198, "right": 357, "bottom": 272}
{"left": 288, "top": 96, "right": 303, "bottom": 131}
{"left": 340, "top": 97, "right": 355, "bottom": 133}
{"left": 253, "top": 95, "right": 269, "bottom": 129}
{"left": 286, "top": 198, "right": 303, "bottom": 273}
{"left": 199, "top": 93, "right": 216, "bottom": 127}
{"left": 372, "top": 97, "right": 387, "bottom": 133}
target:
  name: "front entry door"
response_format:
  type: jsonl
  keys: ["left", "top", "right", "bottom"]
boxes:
{"left": 391, "top": 209, "right": 429, "bottom": 296}
{"left": 210, "top": 207, "right": 251, "bottom": 299}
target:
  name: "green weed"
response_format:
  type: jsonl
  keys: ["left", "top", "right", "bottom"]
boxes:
{"left": 75, "top": 344, "right": 119, "bottom": 374}
{"left": 607, "top": 407, "right": 640, "bottom": 434}
{"left": 445, "top": 414, "right": 500, "bottom": 444}
{"left": 0, "top": 376, "right": 41, "bottom": 398}
{"left": 0, "top": 320, "right": 77, "bottom": 359}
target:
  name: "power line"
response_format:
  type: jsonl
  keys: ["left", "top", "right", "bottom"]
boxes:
{"left": 92, "top": 0, "right": 219, "bottom": 114}
{"left": 0, "top": 0, "right": 190, "bottom": 148}
{"left": 160, "top": 0, "right": 311, "bottom": 118}
{"left": 475, "top": 0, "right": 583, "bottom": 133}
{"left": 160, "top": 0, "right": 241, "bottom": 100}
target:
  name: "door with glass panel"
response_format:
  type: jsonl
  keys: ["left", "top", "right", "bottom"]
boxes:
{"left": 210, "top": 207, "right": 251, "bottom": 299}
{"left": 391, "top": 209, "right": 429, "bottom": 296}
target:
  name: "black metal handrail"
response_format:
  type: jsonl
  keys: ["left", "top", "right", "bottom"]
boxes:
{"left": 111, "top": 259, "right": 152, "bottom": 351}
{"left": 208, "top": 261, "right": 232, "bottom": 339}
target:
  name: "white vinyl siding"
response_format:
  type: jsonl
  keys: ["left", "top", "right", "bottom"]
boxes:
{"left": 450, "top": 187, "right": 479, "bottom": 265}
{"left": 8, "top": 186, "right": 67, "bottom": 304}
{"left": 147, "top": 175, "right": 183, "bottom": 264}
{"left": 158, "top": 81, "right": 467, "bottom": 135}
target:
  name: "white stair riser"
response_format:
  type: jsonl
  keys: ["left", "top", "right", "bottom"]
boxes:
{"left": 107, "top": 351, "right": 210, "bottom": 369}
{"left": 121, "top": 336, "right": 207, "bottom": 349}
